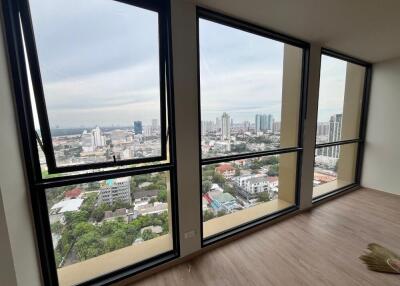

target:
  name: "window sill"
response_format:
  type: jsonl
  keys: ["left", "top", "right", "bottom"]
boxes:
{"left": 203, "top": 198, "right": 294, "bottom": 239}
{"left": 57, "top": 234, "right": 173, "bottom": 286}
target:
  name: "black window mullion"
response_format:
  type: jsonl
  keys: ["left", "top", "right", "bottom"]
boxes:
{"left": 36, "top": 163, "right": 174, "bottom": 189}
{"left": 315, "top": 138, "right": 361, "bottom": 149}
{"left": 201, "top": 147, "right": 303, "bottom": 165}
{"left": 18, "top": 0, "right": 58, "bottom": 171}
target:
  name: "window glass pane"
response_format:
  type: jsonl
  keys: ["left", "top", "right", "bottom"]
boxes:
{"left": 202, "top": 152, "right": 297, "bottom": 238}
{"left": 313, "top": 143, "right": 358, "bottom": 198}
{"left": 29, "top": 0, "right": 163, "bottom": 167}
{"left": 46, "top": 171, "right": 173, "bottom": 285}
{"left": 199, "top": 19, "right": 303, "bottom": 159}
{"left": 316, "top": 55, "right": 365, "bottom": 144}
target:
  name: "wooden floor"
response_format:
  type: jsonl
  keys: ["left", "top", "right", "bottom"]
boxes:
{"left": 133, "top": 188, "right": 400, "bottom": 286}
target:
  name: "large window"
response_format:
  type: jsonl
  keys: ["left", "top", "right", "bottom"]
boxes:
{"left": 313, "top": 50, "right": 370, "bottom": 199}
{"left": 25, "top": 0, "right": 168, "bottom": 173}
{"left": 198, "top": 9, "right": 308, "bottom": 243}
{"left": 3, "top": 0, "right": 178, "bottom": 285}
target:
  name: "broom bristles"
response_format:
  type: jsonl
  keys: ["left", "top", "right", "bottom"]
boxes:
{"left": 359, "top": 243, "right": 400, "bottom": 274}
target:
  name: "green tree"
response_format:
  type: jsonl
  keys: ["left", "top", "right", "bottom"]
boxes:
{"left": 51, "top": 222, "right": 63, "bottom": 234}
{"left": 257, "top": 192, "right": 270, "bottom": 202}
{"left": 217, "top": 210, "right": 226, "bottom": 217}
{"left": 157, "top": 189, "right": 167, "bottom": 202}
{"left": 203, "top": 210, "right": 215, "bottom": 222}
{"left": 73, "top": 222, "right": 96, "bottom": 239}
{"left": 267, "top": 164, "right": 279, "bottom": 176}
{"left": 92, "top": 204, "right": 108, "bottom": 222}
{"left": 74, "top": 232, "right": 105, "bottom": 261}
{"left": 212, "top": 172, "right": 225, "bottom": 185}
{"left": 142, "top": 229, "right": 157, "bottom": 241}
{"left": 64, "top": 210, "right": 90, "bottom": 226}
{"left": 202, "top": 180, "right": 212, "bottom": 194}
{"left": 105, "top": 230, "right": 128, "bottom": 252}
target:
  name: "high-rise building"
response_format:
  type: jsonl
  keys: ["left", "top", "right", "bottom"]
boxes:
{"left": 255, "top": 114, "right": 274, "bottom": 132}
{"left": 216, "top": 117, "right": 221, "bottom": 131}
{"left": 221, "top": 112, "right": 231, "bottom": 140}
{"left": 151, "top": 119, "right": 159, "bottom": 134}
{"left": 98, "top": 177, "right": 132, "bottom": 206}
{"left": 201, "top": 121, "right": 215, "bottom": 135}
{"left": 317, "top": 122, "right": 330, "bottom": 136}
{"left": 255, "top": 114, "right": 261, "bottom": 132}
{"left": 133, "top": 121, "right": 143, "bottom": 135}
{"left": 267, "top": 114, "right": 274, "bottom": 131}
{"left": 260, "top": 114, "right": 268, "bottom": 131}
{"left": 273, "top": 121, "right": 281, "bottom": 134}
{"left": 91, "top": 126, "right": 105, "bottom": 147}
{"left": 319, "top": 114, "right": 343, "bottom": 158}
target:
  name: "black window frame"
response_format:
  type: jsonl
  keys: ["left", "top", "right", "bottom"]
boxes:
{"left": 313, "top": 48, "right": 372, "bottom": 202}
{"left": 196, "top": 7, "right": 310, "bottom": 246}
{"left": 1, "top": 0, "right": 180, "bottom": 285}
{"left": 16, "top": 0, "right": 170, "bottom": 174}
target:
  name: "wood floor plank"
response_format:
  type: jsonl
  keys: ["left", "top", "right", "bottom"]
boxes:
{"left": 132, "top": 188, "right": 400, "bottom": 286}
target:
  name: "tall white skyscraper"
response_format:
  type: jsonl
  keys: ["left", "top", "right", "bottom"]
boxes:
{"left": 221, "top": 112, "right": 231, "bottom": 140}
{"left": 319, "top": 114, "right": 342, "bottom": 158}
{"left": 92, "top": 126, "right": 104, "bottom": 147}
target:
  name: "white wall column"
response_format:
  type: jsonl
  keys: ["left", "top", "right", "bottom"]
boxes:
{"left": 299, "top": 44, "right": 321, "bottom": 209}
{"left": 170, "top": 0, "right": 202, "bottom": 256}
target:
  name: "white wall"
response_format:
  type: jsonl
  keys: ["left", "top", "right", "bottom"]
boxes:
{"left": 362, "top": 57, "right": 400, "bottom": 195}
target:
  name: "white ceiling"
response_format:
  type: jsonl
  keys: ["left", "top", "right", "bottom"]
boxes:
{"left": 197, "top": 0, "right": 400, "bottom": 63}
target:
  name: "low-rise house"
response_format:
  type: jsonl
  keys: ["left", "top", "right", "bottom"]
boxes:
{"left": 64, "top": 188, "right": 82, "bottom": 199}
{"left": 103, "top": 208, "right": 128, "bottom": 222}
{"left": 133, "top": 190, "right": 160, "bottom": 206}
{"left": 49, "top": 198, "right": 84, "bottom": 224}
{"left": 215, "top": 164, "right": 236, "bottom": 179}
{"left": 136, "top": 202, "right": 168, "bottom": 216}
{"left": 208, "top": 192, "right": 240, "bottom": 213}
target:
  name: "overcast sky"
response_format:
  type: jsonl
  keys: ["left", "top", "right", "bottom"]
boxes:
{"left": 317, "top": 55, "right": 347, "bottom": 122}
{"left": 30, "top": 0, "right": 160, "bottom": 128}
{"left": 29, "top": 0, "right": 346, "bottom": 129}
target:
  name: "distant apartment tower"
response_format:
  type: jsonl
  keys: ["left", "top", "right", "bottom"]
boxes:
{"left": 221, "top": 112, "right": 231, "bottom": 140}
{"left": 151, "top": 119, "right": 159, "bottom": 134}
{"left": 318, "top": 114, "right": 342, "bottom": 158}
{"left": 216, "top": 117, "right": 221, "bottom": 131}
{"left": 133, "top": 121, "right": 143, "bottom": 135}
{"left": 317, "top": 122, "right": 330, "bottom": 136}
{"left": 255, "top": 114, "right": 261, "bottom": 132}
{"left": 202, "top": 120, "right": 215, "bottom": 135}
{"left": 267, "top": 114, "right": 274, "bottom": 131}
{"left": 92, "top": 126, "right": 105, "bottom": 147}
{"left": 98, "top": 177, "right": 132, "bottom": 206}
{"left": 255, "top": 114, "right": 274, "bottom": 132}
{"left": 273, "top": 121, "right": 281, "bottom": 134}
